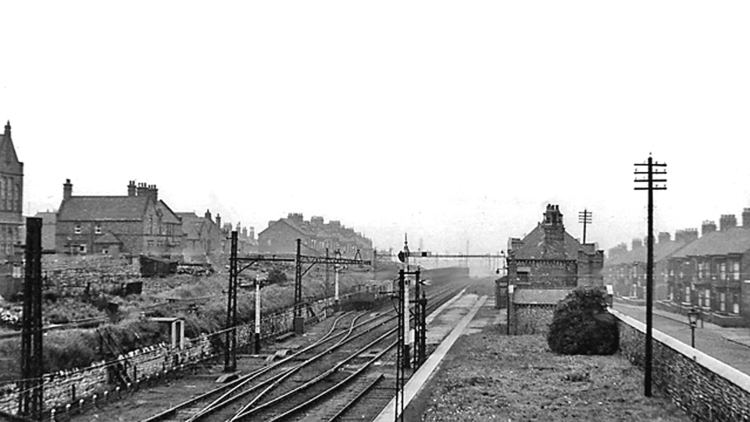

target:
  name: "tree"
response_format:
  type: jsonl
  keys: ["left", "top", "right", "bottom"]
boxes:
{"left": 547, "top": 287, "right": 618, "bottom": 355}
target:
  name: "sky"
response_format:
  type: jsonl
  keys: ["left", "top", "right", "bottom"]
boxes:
{"left": 1, "top": 1, "right": 750, "bottom": 255}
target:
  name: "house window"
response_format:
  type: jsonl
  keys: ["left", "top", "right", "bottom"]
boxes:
{"left": 704, "top": 289, "right": 711, "bottom": 308}
{"left": 720, "top": 292, "right": 726, "bottom": 312}
{"left": 719, "top": 262, "right": 726, "bottom": 280}
{"left": 733, "top": 295, "right": 740, "bottom": 314}
{"left": 79, "top": 244, "right": 87, "bottom": 254}
{"left": 74, "top": 225, "right": 82, "bottom": 234}
{"left": 684, "top": 286, "right": 690, "bottom": 302}
{"left": 95, "top": 225, "right": 102, "bottom": 234}
{"left": 731, "top": 261, "right": 740, "bottom": 280}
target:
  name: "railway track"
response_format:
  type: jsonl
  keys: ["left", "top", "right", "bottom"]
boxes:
{"left": 142, "top": 281, "right": 468, "bottom": 422}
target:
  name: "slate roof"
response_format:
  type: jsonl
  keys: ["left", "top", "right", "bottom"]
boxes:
{"left": 0, "top": 124, "right": 22, "bottom": 171}
{"left": 58, "top": 196, "right": 150, "bottom": 221}
{"left": 94, "top": 232, "right": 122, "bottom": 245}
{"left": 605, "top": 240, "right": 689, "bottom": 267}
{"left": 671, "top": 227, "right": 750, "bottom": 258}
{"left": 177, "top": 212, "right": 205, "bottom": 240}
{"left": 513, "top": 288, "right": 571, "bottom": 305}
{"left": 157, "top": 200, "right": 181, "bottom": 225}
{"left": 511, "top": 224, "right": 583, "bottom": 260}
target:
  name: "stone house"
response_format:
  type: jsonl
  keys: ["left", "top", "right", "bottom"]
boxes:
{"left": 0, "top": 121, "right": 23, "bottom": 259}
{"left": 56, "top": 180, "right": 183, "bottom": 259}
{"left": 507, "top": 288, "right": 570, "bottom": 335}
{"left": 33, "top": 211, "right": 57, "bottom": 252}
{"left": 666, "top": 212, "right": 750, "bottom": 326}
{"left": 497, "top": 204, "right": 605, "bottom": 328}
{"left": 178, "top": 210, "right": 223, "bottom": 262}
{"left": 0, "top": 121, "right": 23, "bottom": 299}
{"left": 258, "top": 213, "right": 373, "bottom": 258}
{"left": 506, "top": 204, "right": 604, "bottom": 288}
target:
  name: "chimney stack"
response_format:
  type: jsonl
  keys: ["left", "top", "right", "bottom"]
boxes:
{"left": 127, "top": 180, "right": 136, "bottom": 197}
{"left": 743, "top": 208, "right": 750, "bottom": 228}
{"left": 720, "top": 214, "right": 737, "bottom": 231}
{"left": 216, "top": 213, "right": 222, "bottom": 229}
{"left": 3, "top": 121, "right": 10, "bottom": 139}
{"left": 148, "top": 184, "right": 158, "bottom": 202}
{"left": 701, "top": 220, "right": 717, "bottom": 236}
{"left": 541, "top": 204, "right": 566, "bottom": 259}
{"left": 658, "top": 232, "right": 671, "bottom": 244}
{"left": 136, "top": 182, "right": 148, "bottom": 197}
{"left": 631, "top": 238, "right": 643, "bottom": 250}
{"left": 204, "top": 209, "right": 212, "bottom": 222}
{"left": 63, "top": 179, "right": 73, "bottom": 201}
{"left": 675, "top": 228, "right": 699, "bottom": 243}
{"left": 608, "top": 243, "right": 628, "bottom": 259}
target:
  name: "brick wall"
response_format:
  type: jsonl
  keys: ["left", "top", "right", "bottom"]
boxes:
{"left": 612, "top": 309, "right": 750, "bottom": 421}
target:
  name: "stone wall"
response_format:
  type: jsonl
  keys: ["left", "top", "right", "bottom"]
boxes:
{"left": 0, "top": 294, "right": 339, "bottom": 418}
{"left": 612, "top": 309, "right": 750, "bottom": 421}
{"left": 509, "top": 304, "right": 555, "bottom": 335}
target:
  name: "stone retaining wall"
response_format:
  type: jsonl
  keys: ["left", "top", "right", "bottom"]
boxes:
{"left": 0, "top": 294, "right": 339, "bottom": 418}
{"left": 611, "top": 309, "right": 750, "bottom": 421}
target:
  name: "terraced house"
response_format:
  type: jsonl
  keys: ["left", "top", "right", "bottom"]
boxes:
{"left": 666, "top": 212, "right": 750, "bottom": 326}
{"left": 258, "top": 213, "right": 373, "bottom": 258}
{"left": 603, "top": 230, "right": 694, "bottom": 300}
{"left": 56, "top": 180, "right": 183, "bottom": 259}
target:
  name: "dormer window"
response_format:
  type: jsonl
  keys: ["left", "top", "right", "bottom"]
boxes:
{"left": 95, "top": 225, "right": 102, "bottom": 234}
{"left": 74, "top": 224, "right": 82, "bottom": 234}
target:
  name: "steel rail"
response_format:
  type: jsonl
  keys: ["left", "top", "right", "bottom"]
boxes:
{"left": 142, "top": 312, "right": 353, "bottom": 422}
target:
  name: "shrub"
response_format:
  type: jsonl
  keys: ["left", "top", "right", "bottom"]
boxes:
{"left": 266, "top": 269, "right": 288, "bottom": 285}
{"left": 547, "top": 287, "right": 618, "bottom": 355}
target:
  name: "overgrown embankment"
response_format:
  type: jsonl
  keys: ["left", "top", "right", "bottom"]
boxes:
{"left": 0, "top": 261, "right": 399, "bottom": 380}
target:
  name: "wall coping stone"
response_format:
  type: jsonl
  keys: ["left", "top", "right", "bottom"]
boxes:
{"left": 609, "top": 308, "right": 750, "bottom": 394}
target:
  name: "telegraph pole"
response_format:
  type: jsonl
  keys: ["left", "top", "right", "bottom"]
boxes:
{"left": 634, "top": 154, "right": 667, "bottom": 397}
{"left": 578, "top": 209, "right": 592, "bottom": 244}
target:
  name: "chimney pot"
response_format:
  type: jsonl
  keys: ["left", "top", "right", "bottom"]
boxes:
{"left": 720, "top": 214, "right": 737, "bottom": 231}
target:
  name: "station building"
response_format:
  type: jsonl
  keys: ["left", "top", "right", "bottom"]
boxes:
{"left": 500, "top": 204, "right": 605, "bottom": 334}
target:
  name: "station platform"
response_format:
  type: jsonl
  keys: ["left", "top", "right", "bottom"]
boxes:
{"left": 374, "top": 291, "right": 490, "bottom": 422}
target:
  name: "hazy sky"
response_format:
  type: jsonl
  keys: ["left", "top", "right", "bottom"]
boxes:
{"left": 2, "top": 1, "right": 749, "bottom": 255}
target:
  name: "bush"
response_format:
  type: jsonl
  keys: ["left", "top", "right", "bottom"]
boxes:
{"left": 547, "top": 287, "right": 618, "bottom": 355}
{"left": 266, "top": 269, "right": 288, "bottom": 285}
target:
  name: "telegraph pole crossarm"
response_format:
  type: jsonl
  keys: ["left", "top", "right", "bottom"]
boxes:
{"left": 634, "top": 155, "right": 667, "bottom": 398}
{"left": 578, "top": 209, "right": 593, "bottom": 244}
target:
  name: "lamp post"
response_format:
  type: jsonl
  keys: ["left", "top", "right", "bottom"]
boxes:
{"left": 687, "top": 307, "right": 699, "bottom": 348}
